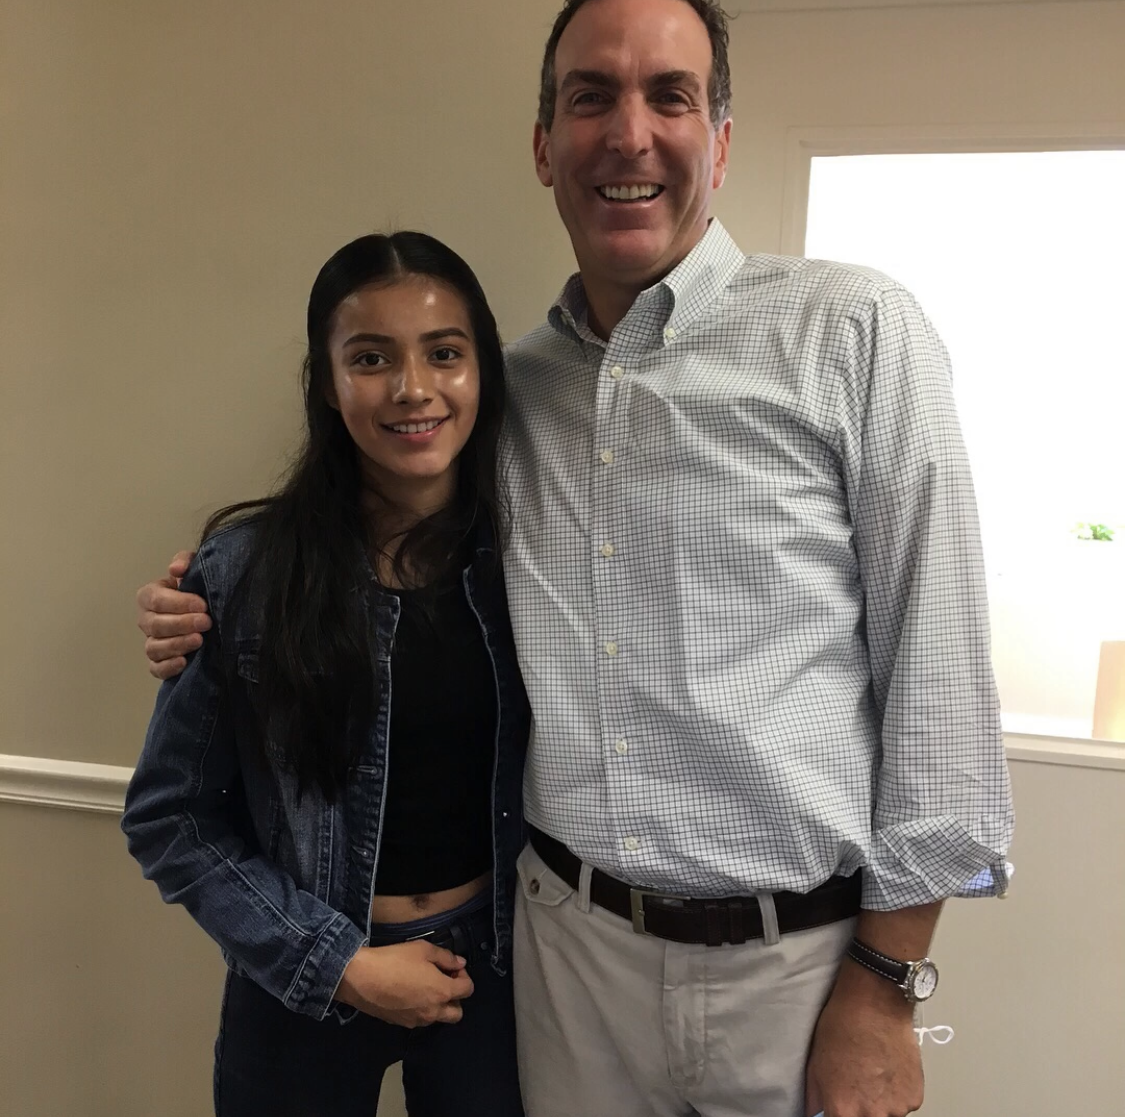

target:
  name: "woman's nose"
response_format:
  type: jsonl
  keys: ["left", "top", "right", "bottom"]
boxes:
{"left": 393, "top": 355, "right": 433, "bottom": 404}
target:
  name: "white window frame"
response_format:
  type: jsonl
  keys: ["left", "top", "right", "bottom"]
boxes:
{"left": 781, "top": 121, "right": 1125, "bottom": 770}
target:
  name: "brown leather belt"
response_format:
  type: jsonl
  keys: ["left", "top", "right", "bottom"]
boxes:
{"left": 529, "top": 826, "right": 861, "bottom": 947}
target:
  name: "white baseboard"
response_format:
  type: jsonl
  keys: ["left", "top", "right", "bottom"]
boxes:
{"left": 0, "top": 753, "right": 131, "bottom": 814}
{"left": 2, "top": 731, "right": 1122, "bottom": 817}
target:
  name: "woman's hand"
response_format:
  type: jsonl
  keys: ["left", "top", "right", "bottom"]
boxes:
{"left": 335, "top": 941, "right": 475, "bottom": 1028}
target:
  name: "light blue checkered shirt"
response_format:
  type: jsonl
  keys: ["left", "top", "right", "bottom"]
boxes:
{"left": 501, "top": 219, "right": 1013, "bottom": 910}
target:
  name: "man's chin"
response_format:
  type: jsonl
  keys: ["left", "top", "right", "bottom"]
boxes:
{"left": 586, "top": 230, "right": 676, "bottom": 287}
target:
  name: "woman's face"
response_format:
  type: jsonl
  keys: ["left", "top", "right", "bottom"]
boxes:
{"left": 327, "top": 276, "right": 481, "bottom": 514}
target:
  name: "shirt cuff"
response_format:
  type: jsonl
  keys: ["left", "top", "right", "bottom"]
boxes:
{"left": 861, "top": 816, "right": 1013, "bottom": 910}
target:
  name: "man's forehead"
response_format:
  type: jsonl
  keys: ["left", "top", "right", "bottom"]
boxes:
{"left": 555, "top": 0, "right": 712, "bottom": 81}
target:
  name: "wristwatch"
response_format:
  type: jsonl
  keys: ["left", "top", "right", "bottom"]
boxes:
{"left": 846, "top": 938, "right": 939, "bottom": 1003}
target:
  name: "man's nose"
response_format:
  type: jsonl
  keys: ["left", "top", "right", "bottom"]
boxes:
{"left": 605, "top": 95, "right": 653, "bottom": 160}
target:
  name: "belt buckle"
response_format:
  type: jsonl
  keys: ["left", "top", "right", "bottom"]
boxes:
{"left": 629, "top": 887, "right": 689, "bottom": 935}
{"left": 629, "top": 888, "right": 659, "bottom": 934}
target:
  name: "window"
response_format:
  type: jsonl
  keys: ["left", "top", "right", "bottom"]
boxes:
{"left": 805, "top": 151, "right": 1125, "bottom": 739}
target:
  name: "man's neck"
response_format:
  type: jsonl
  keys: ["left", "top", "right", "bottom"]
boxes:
{"left": 583, "top": 277, "right": 644, "bottom": 341}
{"left": 577, "top": 222, "right": 714, "bottom": 341}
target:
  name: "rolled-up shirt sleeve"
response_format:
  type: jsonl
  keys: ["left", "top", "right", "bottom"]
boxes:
{"left": 841, "top": 284, "right": 1014, "bottom": 910}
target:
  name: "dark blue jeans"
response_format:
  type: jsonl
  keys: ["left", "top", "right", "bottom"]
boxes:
{"left": 214, "top": 897, "right": 523, "bottom": 1116}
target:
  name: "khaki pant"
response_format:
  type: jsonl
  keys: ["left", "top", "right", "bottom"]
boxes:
{"left": 513, "top": 841, "right": 855, "bottom": 1117}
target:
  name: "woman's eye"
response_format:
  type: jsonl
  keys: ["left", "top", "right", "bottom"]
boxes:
{"left": 354, "top": 352, "right": 386, "bottom": 368}
{"left": 432, "top": 346, "right": 460, "bottom": 362}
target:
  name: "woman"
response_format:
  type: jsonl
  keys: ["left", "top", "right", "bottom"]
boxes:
{"left": 122, "top": 232, "right": 528, "bottom": 1117}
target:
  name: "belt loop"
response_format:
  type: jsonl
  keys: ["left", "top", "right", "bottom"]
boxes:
{"left": 756, "top": 892, "right": 781, "bottom": 946}
{"left": 577, "top": 861, "right": 594, "bottom": 914}
{"left": 449, "top": 920, "right": 470, "bottom": 960}
{"left": 703, "top": 901, "right": 724, "bottom": 947}
{"left": 727, "top": 898, "right": 747, "bottom": 946}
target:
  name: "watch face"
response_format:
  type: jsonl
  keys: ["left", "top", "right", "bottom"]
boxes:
{"left": 910, "top": 961, "right": 939, "bottom": 1001}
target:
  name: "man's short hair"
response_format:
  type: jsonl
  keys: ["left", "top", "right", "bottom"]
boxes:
{"left": 537, "top": 0, "right": 733, "bottom": 132}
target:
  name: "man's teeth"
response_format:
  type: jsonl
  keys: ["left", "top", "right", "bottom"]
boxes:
{"left": 389, "top": 419, "right": 443, "bottom": 434}
{"left": 598, "top": 184, "right": 663, "bottom": 201}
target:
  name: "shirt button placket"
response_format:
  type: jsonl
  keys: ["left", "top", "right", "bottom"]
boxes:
{"left": 594, "top": 346, "right": 632, "bottom": 867}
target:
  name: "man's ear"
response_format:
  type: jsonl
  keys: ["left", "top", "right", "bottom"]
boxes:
{"left": 712, "top": 117, "right": 732, "bottom": 191}
{"left": 533, "top": 122, "right": 553, "bottom": 187}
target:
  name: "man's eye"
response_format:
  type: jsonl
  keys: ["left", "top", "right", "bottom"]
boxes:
{"left": 572, "top": 91, "right": 606, "bottom": 107}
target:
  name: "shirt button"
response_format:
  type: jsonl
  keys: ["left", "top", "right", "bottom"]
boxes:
{"left": 610, "top": 365, "right": 624, "bottom": 380}
{"left": 624, "top": 837, "right": 640, "bottom": 852}
{"left": 604, "top": 640, "right": 619, "bottom": 657}
{"left": 599, "top": 449, "right": 615, "bottom": 465}
{"left": 664, "top": 326, "right": 677, "bottom": 341}
{"left": 614, "top": 739, "right": 628, "bottom": 755}
{"left": 600, "top": 543, "right": 616, "bottom": 558}
{"left": 529, "top": 878, "right": 541, "bottom": 895}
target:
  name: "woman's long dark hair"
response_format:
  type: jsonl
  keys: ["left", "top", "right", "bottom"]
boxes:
{"left": 204, "top": 232, "right": 507, "bottom": 800}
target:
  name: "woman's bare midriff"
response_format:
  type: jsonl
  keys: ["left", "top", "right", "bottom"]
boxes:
{"left": 369, "top": 870, "right": 492, "bottom": 925}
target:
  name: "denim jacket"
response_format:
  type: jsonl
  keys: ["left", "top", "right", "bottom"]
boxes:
{"left": 122, "top": 519, "right": 529, "bottom": 1022}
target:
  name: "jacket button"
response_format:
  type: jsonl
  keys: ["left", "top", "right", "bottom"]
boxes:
{"left": 529, "top": 878, "right": 541, "bottom": 895}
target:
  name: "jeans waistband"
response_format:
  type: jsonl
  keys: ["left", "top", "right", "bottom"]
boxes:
{"left": 367, "top": 887, "right": 493, "bottom": 961}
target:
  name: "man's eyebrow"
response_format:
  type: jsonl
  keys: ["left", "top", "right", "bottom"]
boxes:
{"left": 649, "top": 70, "right": 703, "bottom": 95}
{"left": 559, "top": 69, "right": 620, "bottom": 95}
{"left": 558, "top": 69, "right": 703, "bottom": 97}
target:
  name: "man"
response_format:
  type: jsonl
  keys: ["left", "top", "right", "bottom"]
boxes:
{"left": 138, "top": 2, "right": 1013, "bottom": 1115}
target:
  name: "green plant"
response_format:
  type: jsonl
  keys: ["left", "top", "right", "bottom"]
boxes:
{"left": 1073, "top": 522, "right": 1116, "bottom": 542}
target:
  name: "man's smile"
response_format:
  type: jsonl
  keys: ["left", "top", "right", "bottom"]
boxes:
{"left": 595, "top": 183, "right": 665, "bottom": 201}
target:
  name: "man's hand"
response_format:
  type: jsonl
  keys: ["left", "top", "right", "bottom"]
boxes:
{"left": 136, "top": 550, "right": 211, "bottom": 680}
{"left": 805, "top": 958, "right": 923, "bottom": 1117}
{"left": 806, "top": 901, "right": 940, "bottom": 1117}
{"left": 335, "top": 941, "right": 475, "bottom": 1028}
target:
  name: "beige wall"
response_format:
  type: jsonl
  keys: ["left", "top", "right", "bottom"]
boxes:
{"left": 3, "top": 1, "right": 1124, "bottom": 1115}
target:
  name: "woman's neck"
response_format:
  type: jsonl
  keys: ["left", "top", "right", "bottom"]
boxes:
{"left": 361, "top": 484, "right": 454, "bottom": 591}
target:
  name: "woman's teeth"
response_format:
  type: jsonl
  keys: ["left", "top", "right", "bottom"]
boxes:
{"left": 388, "top": 419, "right": 444, "bottom": 434}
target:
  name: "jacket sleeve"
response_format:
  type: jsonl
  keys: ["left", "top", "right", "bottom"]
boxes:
{"left": 840, "top": 283, "right": 1014, "bottom": 910}
{"left": 121, "top": 550, "right": 366, "bottom": 1019}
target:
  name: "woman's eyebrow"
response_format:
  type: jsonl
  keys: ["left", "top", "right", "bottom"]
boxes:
{"left": 418, "top": 328, "right": 471, "bottom": 343}
{"left": 342, "top": 332, "right": 394, "bottom": 346}
{"left": 341, "top": 327, "right": 470, "bottom": 346}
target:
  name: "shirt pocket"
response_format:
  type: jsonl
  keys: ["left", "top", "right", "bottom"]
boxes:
{"left": 516, "top": 842, "right": 574, "bottom": 907}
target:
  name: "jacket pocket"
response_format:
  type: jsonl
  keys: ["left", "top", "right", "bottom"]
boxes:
{"left": 516, "top": 842, "right": 574, "bottom": 907}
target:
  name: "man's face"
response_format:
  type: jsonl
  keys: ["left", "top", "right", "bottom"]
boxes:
{"left": 534, "top": 0, "right": 731, "bottom": 295}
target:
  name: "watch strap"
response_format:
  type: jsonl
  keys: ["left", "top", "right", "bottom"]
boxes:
{"left": 846, "top": 937, "right": 912, "bottom": 986}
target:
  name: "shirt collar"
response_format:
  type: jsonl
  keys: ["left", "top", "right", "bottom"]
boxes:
{"left": 547, "top": 219, "right": 746, "bottom": 346}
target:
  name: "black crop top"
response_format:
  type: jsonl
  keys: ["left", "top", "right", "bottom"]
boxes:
{"left": 371, "top": 578, "right": 497, "bottom": 896}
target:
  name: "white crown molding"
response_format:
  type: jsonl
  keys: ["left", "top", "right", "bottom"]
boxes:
{"left": 733, "top": 0, "right": 1117, "bottom": 13}
{"left": 0, "top": 753, "right": 131, "bottom": 814}
{"left": 1, "top": 731, "right": 1121, "bottom": 819}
